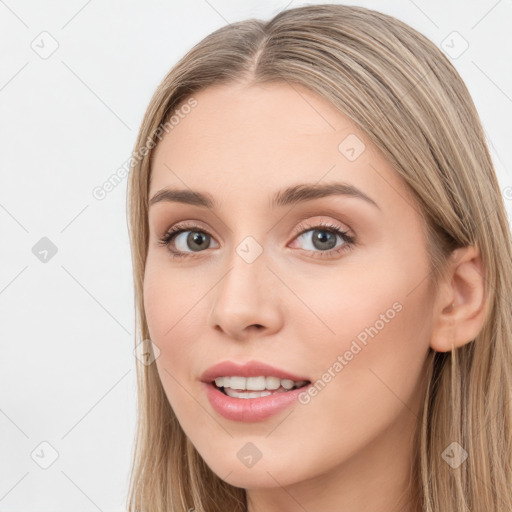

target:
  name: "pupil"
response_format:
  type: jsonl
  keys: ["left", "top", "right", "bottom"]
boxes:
{"left": 313, "top": 229, "right": 336, "bottom": 250}
{"left": 188, "top": 232, "right": 209, "bottom": 251}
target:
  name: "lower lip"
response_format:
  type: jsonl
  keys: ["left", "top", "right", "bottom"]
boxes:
{"left": 203, "top": 382, "right": 310, "bottom": 422}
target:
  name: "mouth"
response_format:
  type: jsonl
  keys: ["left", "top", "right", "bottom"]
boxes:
{"left": 212, "top": 378, "right": 311, "bottom": 399}
{"left": 203, "top": 376, "right": 314, "bottom": 421}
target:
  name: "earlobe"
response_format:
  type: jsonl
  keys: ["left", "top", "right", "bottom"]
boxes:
{"left": 429, "top": 245, "right": 488, "bottom": 353}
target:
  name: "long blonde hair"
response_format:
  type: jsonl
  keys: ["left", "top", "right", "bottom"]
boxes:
{"left": 126, "top": 4, "right": 512, "bottom": 511}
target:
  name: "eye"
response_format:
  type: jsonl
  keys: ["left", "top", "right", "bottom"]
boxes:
{"left": 157, "top": 223, "right": 218, "bottom": 258}
{"left": 157, "top": 220, "right": 355, "bottom": 260}
{"left": 290, "top": 221, "right": 355, "bottom": 259}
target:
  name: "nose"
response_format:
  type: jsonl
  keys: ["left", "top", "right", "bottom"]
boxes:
{"left": 208, "top": 247, "right": 283, "bottom": 341}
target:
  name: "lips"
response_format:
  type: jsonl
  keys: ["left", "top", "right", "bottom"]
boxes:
{"left": 200, "top": 360, "right": 310, "bottom": 384}
{"left": 203, "top": 380, "right": 312, "bottom": 422}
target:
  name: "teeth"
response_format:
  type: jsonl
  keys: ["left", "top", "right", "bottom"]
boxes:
{"left": 224, "top": 389, "right": 274, "bottom": 399}
{"left": 281, "top": 379, "right": 298, "bottom": 390}
{"left": 265, "top": 376, "right": 281, "bottom": 390}
{"left": 214, "top": 376, "right": 308, "bottom": 391}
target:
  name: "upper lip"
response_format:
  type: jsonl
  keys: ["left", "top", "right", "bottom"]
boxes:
{"left": 200, "top": 360, "right": 310, "bottom": 383}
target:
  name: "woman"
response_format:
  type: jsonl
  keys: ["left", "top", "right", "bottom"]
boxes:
{"left": 126, "top": 4, "right": 512, "bottom": 511}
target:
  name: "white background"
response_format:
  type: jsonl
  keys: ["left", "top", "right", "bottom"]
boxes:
{"left": 0, "top": 0, "right": 511, "bottom": 510}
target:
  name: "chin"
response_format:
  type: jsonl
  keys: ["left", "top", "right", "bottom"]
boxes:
{"left": 217, "top": 468, "right": 293, "bottom": 490}
{"left": 198, "top": 448, "right": 310, "bottom": 490}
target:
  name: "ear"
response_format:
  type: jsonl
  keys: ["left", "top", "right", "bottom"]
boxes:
{"left": 430, "top": 245, "right": 488, "bottom": 353}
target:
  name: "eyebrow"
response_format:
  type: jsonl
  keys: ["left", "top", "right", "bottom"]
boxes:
{"left": 148, "top": 182, "right": 380, "bottom": 210}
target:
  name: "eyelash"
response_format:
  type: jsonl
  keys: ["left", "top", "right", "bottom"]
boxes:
{"left": 157, "top": 221, "right": 356, "bottom": 260}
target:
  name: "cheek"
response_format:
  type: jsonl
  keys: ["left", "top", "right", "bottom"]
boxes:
{"left": 143, "top": 258, "right": 209, "bottom": 379}
{"left": 143, "top": 261, "right": 206, "bottom": 422}
{"left": 292, "top": 249, "right": 433, "bottom": 395}
{"left": 143, "top": 255, "right": 194, "bottom": 342}
{"left": 143, "top": 268, "right": 169, "bottom": 342}
{"left": 289, "top": 276, "right": 431, "bottom": 470}
{"left": 287, "top": 260, "right": 410, "bottom": 346}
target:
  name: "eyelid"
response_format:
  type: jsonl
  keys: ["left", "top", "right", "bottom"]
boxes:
{"left": 159, "top": 220, "right": 218, "bottom": 242}
{"left": 294, "top": 218, "right": 351, "bottom": 237}
{"left": 158, "top": 218, "right": 350, "bottom": 243}
{"left": 158, "top": 217, "right": 356, "bottom": 259}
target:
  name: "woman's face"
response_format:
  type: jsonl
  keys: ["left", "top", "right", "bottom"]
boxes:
{"left": 144, "top": 81, "right": 434, "bottom": 506}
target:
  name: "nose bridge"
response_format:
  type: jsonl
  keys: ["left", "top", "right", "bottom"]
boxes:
{"left": 216, "top": 236, "right": 268, "bottom": 312}
{"left": 208, "top": 234, "right": 282, "bottom": 338}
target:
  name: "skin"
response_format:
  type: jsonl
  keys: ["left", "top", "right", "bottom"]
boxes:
{"left": 143, "top": 81, "right": 487, "bottom": 512}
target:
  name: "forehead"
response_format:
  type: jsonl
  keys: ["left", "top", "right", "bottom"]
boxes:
{"left": 153, "top": 81, "right": 357, "bottom": 165}
{"left": 149, "top": 81, "right": 414, "bottom": 212}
